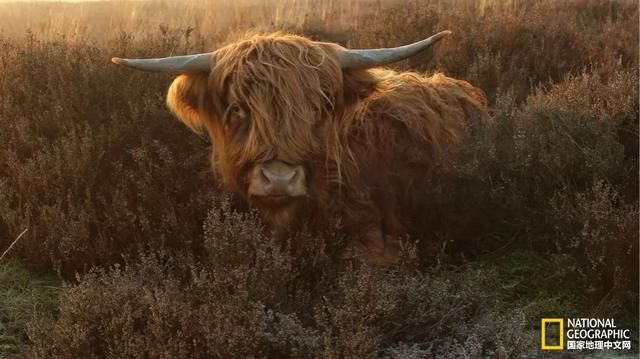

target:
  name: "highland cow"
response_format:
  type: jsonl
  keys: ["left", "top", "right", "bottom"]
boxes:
{"left": 112, "top": 31, "right": 489, "bottom": 266}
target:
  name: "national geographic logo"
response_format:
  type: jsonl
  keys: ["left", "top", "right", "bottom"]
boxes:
{"left": 541, "top": 318, "right": 633, "bottom": 351}
{"left": 541, "top": 318, "right": 564, "bottom": 350}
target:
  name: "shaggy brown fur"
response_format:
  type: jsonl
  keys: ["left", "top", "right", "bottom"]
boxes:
{"left": 166, "top": 32, "right": 489, "bottom": 266}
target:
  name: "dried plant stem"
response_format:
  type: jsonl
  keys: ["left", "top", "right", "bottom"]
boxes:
{"left": 0, "top": 228, "right": 28, "bottom": 261}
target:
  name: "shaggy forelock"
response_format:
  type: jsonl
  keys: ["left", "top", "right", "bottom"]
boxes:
{"left": 211, "top": 32, "right": 343, "bottom": 166}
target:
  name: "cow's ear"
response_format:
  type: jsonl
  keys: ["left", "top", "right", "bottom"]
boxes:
{"left": 166, "top": 73, "right": 212, "bottom": 135}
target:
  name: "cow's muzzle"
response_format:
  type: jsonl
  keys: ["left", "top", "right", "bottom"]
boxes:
{"left": 247, "top": 160, "right": 307, "bottom": 204}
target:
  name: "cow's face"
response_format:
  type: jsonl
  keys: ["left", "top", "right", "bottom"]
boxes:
{"left": 167, "top": 34, "right": 345, "bottom": 224}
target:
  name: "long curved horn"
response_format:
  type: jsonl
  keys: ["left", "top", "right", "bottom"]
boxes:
{"left": 111, "top": 52, "right": 213, "bottom": 73}
{"left": 338, "top": 30, "right": 451, "bottom": 69}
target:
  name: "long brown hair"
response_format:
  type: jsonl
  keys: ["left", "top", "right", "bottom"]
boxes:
{"left": 166, "top": 32, "right": 488, "bottom": 208}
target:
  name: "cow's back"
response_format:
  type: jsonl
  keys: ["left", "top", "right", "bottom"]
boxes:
{"left": 341, "top": 69, "right": 489, "bottom": 236}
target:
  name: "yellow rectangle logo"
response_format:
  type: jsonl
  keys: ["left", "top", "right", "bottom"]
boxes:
{"left": 541, "top": 318, "right": 564, "bottom": 350}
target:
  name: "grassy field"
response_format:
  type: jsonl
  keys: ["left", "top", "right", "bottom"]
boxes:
{"left": 0, "top": 0, "right": 638, "bottom": 357}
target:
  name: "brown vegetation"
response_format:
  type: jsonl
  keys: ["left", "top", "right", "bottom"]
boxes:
{"left": 0, "top": 0, "right": 637, "bottom": 357}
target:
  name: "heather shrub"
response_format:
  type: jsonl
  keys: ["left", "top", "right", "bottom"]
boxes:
{"left": 0, "top": 34, "right": 214, "bottom": 273}
{"left": 551, "top": 181, "right": 638, "bottom": 316}
{"left": 420, "top": 67, "right": 638, "bottom": 319}
{"left": 24, "top": 199, "right": 536, "bottom": 358}
{"left": 349, "top": 0, "right": 638, "bottom": 103}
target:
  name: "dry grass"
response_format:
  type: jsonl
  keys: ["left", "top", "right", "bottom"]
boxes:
{"left": 0, "top": 260, "right": 58, "bottom": 357}
{"left": 0, "top": 0, "right": 637, "bottom": 357}
{"left": 0, "top": 228, "right": 28, "bottom": 261}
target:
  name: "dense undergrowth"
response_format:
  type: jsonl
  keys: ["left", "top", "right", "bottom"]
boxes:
{"left": 0, "top": 0, "right": 637, "bottom": 357}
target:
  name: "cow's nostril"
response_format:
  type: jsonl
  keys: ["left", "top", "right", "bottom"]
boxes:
{"left": 282, "top": 170, "right": 296, "bottom": 182}
{"left": 259, "top": 168, "right": 271, "bottom": 184}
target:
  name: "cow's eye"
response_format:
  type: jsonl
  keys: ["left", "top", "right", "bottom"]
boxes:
{"left": 224, "top": 103, "right": 248, "bottom": 135}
